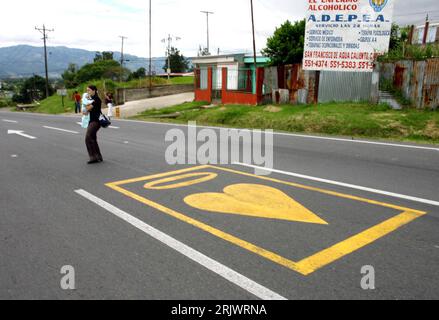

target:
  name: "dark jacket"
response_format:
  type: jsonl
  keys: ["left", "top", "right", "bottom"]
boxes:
{"left": 89, "top": 94, "right": 102, "bottom": 123}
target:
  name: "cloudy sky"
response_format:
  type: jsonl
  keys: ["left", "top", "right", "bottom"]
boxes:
{"left": 0, "top": 0, "right": 438, "bottom": 58}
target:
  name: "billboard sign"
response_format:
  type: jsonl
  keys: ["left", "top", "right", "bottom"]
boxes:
{"left": 303, "top": 0, "right": 395, "bottom": 72}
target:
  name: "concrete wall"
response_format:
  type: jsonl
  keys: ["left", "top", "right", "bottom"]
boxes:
{"left": 221, "top": 67, "right": 264, "bottom": 105}
{"left": 116, "top": 84, "right": 194, "bottom": 105}
{"left": 194, "top": 68, "right": 212, "bottom": 103}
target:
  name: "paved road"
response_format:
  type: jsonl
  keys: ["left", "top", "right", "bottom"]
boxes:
{"left": 114, "top": 92, "right": 195, "bottom": 118}
{"left": 1, "top": 110, "right": 438, "bottom": 300}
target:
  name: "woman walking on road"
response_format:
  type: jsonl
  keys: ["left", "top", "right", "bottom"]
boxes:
{"left": 105, "top": 92, "right": 115, "bottom": 119}
{"left": 85, "top": 85, "right": 103, "bottom": 164}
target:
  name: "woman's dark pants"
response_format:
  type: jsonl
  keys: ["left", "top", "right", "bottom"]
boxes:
{"left": 85, "top": 121, "right": 102, "bottom": 161}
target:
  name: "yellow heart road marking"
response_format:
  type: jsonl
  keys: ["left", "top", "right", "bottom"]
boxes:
{"left": 184, "top": 184, "right": 328, "bottom": 225}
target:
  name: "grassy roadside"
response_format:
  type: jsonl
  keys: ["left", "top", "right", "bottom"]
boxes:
{"left": 132, "top": 101, "right": 439, "bottom": 144}
{"left": 19, "top": 76, "right": 194, "bottom": 114}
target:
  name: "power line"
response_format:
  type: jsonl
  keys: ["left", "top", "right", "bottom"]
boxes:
{"left": 35, "top": 24, "right": 54, "bottom": 98}
{"left": 394, "top": 9, "right": 439, "bottom": 18}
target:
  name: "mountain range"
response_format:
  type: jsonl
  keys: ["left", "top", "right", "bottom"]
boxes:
{"left": 0, "top": 45, "right": 171, "bottom": 79}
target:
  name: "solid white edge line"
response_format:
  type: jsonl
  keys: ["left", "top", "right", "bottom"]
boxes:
{"left": 119, "top": 120, "right": 439, "bottom": 152}
{"left": 2, "top": 119, "right": 18, "bottom": 123}
{"left": 43, "top": 126, "right": 79, "bottom": 134}
{"left": 75, "top": 189, "right": 287, "bottom": 301}
{"left": 6, "top": 110, "right": 438, "bottom": 151}
{"left": 234, "top": 162, "right": 439, "bottom": 207}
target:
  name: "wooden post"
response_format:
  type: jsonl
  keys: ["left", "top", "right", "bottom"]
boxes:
{"left": 422, "top": 17, "right": 430, "bottom": 45}
{"left": 314, "top": 71, "right": 320, "bottom": 104}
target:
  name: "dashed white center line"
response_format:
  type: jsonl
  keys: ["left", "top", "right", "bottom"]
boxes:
{"left": 43, "top": 126, "right": 79, "bottom": 134}
{"left": 11, "top": 155, "right": 18, "bottom": 158}
{"left": 2, "top": 119, "right": 18, "bottom": 123}
{"left": 75, "top": 189, "right": 287, "bottom": 301}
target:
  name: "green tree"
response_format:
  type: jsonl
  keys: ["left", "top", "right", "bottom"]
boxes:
{"left": 12, "top": 75, "right": 54, "bottom": 103}
{"left": 62, "top": 63, "right": 79, "bottom": 89}
{"left": 262, "top": 20, "right": 306, "bottom": 66}
{"left": 129, "top": 67, "right": 147, "bottom": 80}
{"left": 94, "top": 51, "right": 115, "bottom": 62}
{"left": 163, "top": 47, "right": 189, "bottom": 73}
{"left": 76, "top": 59, "right": 128, "bottom": 83}
{"left": 389, "top": 24, "right": 408, "bottom": 51}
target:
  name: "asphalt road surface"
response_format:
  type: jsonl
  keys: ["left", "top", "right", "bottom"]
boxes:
{"left": 1, "top": 110, "right": 438, "bottom": 300}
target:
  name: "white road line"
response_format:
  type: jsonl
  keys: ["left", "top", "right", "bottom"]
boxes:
{"left": 76, "top": 122, "right": 119, "bottom": 129}
{"left": 272, "top": 132, "right": 439, "bottom": 151}
{"left": 7, "top": 130, "right": 37, "bottom": 140}
{"left": 43, "top": 126, "right": 79, "bottom": 134}
{"left": 234, "top": 162, "right": 439, "bottom": 207}
{"left": 2, "top": 119, "right": 18, "bottom": 123}
{"left": 3, "top": 110, "right": 438, "bottom": 151}
{"left": 120, "top": 120, "right": 439, "bottom": 152}
{"left": 75, "top": 189, "right": 287, "bottom": 301}
{"left": 6, "top": 111, "right": 438, "bottom": 151}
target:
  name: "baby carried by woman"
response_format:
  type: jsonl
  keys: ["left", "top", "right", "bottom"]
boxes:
{"left": 81, "top": 93, "right": 94, "bottom": 129}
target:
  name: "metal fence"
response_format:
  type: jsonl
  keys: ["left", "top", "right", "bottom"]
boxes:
{"left": 318, "top": 71, "right": 373, "bottom": 103}
{"left": 424, "top": 58, "right": 439, "bottom": 109}
{"left": 378, "top": 58, "right": 439, "bottom": 109}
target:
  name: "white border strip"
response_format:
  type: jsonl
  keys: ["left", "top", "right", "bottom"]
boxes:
{"left": 75, "top": 189, "right": 287, "bottom": 301}
{"left": 76, "top": 122, "right": 119, "bottom": 129}
{"left": 234, "top": 162, "right": 439, "bottom": 207}
{"left": 3, "top": 111, "right": 437, "bottom": 152}
{"left": 121, "top": 120, "right": 439, "bottom": 152}
{"left": 43, "top": 126, "right": 79, "bottom": 134}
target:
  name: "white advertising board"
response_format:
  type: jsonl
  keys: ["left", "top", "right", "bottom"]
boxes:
{"left": 303, "top": 0, "right": 394, "bottom": 72}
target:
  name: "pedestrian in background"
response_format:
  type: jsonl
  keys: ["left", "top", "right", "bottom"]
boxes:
{"left": 73, "top": 91, "right": 81, "bottom": 114}
{"left": 105, "top": 92, "right": 114, "bottom": 119}
{"left": 85, "top": 85, "right": 103, "bottom": 164}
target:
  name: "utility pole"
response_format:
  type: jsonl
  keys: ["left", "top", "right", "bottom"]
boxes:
{"left": 149, "top": 0, "right": 152, "bottom": 91}
{"left": 162, "top": 34, "right": 180, "bottom": 80}
{"left": 201, "top": 11, "right": 214, "bottom": 55}
{"left": 119, "top": 36, "right": 128, "bottom": 82}
{"left": 250, "top": 0, "right": 257, "bottom": 72}
{"left": 35, "top": 24, "right": 54, "bottom": 98}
